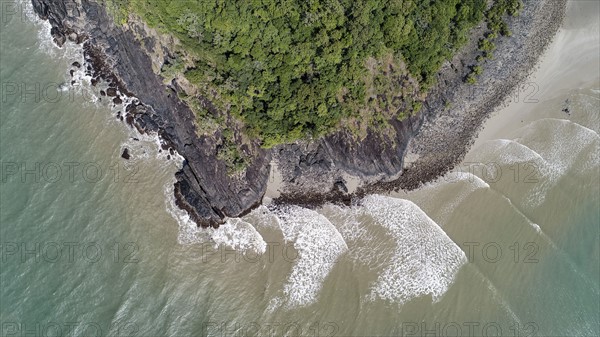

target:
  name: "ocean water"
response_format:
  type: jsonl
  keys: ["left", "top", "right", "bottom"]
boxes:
{"left": 1, "top": 1, "right": 598, "bottom": 336}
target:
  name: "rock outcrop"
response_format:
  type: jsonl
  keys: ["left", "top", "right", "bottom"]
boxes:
{"left": 33, "top": 0, "right": 271, "bottom": 227}
{"left": 31, "top": 0, "right": 566, "bottom": 227}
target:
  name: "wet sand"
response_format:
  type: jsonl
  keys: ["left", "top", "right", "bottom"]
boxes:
{"left": 473, "top": 0, "right": 600, "bottom": 148}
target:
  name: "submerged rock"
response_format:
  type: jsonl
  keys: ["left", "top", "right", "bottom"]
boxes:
{"left": 50, "top": 27, "right": 66, "bottom": 47}
{"left": 121, "top": 148, "right": 130, "bottom": 160}
{"left": 106, "top": 88, "right": 118, "bottom": 97}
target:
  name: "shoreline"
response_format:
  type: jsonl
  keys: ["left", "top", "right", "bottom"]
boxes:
{"left": 271, "top": 0, "right": 568, "bottom": 207}
{"left": 30, "top": 0, "right": 567, "bottom": 226}
{"left": 471, "top": 0, "right": 600, "bottom": 149}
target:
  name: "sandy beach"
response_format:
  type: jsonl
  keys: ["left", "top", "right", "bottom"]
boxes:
{"left": 472, "top": 0, "right": 600, "bottom": 148}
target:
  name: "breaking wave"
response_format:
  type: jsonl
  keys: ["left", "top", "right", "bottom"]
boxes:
{"left": 361, "top": 195, "right": 467, "bottom": 305}
{"left": 269, "top": 206, "right": 348, "bottom": 308}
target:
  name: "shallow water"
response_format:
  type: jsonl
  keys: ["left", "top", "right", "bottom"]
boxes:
{"left": 1, "top": 1, "right": 598, "bottom": 336}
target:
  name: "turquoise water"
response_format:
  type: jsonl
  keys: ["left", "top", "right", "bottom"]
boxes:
{"left": 1, "top": 1, "right": 599, "bottom": 336}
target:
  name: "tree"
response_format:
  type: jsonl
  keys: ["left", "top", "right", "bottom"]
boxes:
{"left": 118, "top": 0, "right": 500, "bottom": 146}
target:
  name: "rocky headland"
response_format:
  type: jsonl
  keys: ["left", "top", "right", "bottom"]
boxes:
{"left": 31, "top": 0, "right": 567, "bottom": 227}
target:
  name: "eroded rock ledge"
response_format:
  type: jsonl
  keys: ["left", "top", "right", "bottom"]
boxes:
{"left": 33, "top": 0, "right": 270, "bottom": 227}
{"left": 32, "top": 0, "right": 566, "bottom": 226}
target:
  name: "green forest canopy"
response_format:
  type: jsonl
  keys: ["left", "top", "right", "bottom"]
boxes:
{"left": 111, "top": 0, "right": 501, "bottom": 146}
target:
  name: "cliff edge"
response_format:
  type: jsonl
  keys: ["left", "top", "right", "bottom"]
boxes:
{"left": 31, "top": 0, "right": 567, "bottom": 226}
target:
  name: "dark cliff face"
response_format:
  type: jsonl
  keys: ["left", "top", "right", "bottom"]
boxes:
{"left": 30, "top": 0, "right": 424, "bottom": 226}
{"left": 31, "top": 0, "right": 272, "bottom": 227}
{"left": 30, "top": 0, "right": 567, "bottom": 226}
{"left": 273, "top": 113, "right": 424, "bottom": 204}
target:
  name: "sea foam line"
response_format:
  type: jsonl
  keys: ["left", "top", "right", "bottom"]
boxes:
{"left": 474, "top": 138, "right": 563, "bottom": 209}
{"left": 163, "top": 177, "right": 267, "bottom": 254}
{"left": 268, "top": 205, "right": 348, "bottom": 309}
{"left": 362, "top": 195, "right": 467, "bottom": 305}
{"left": 418, "top": 171, "right": 491, "bottom": 222}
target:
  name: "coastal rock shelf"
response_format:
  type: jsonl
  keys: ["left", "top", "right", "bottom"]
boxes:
{"left": 31, "top": 0, "right": 566, "bottom": 227}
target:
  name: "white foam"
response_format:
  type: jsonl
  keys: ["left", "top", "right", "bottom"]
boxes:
{"left": 19, "top": 0, "right": 59, "bottom": 56}
{"left": 265, "top": 296, "right": 283, "bottom": 313}
{"left": 495, "top": 139, "right": 546, "bottom": 163}
{"left": 120, "top": 131, "right": 172, "bottom": 166}
{"left": 509, "top": 119, "right": 599, "bottom": 206}
{"left": 18, "top": 0, "right": 109, "bottom": 110}
{"left": 69, "top": 70, "right": 102, "bottom": 108}
{"left": 246, "top": 205, "right": 280, "bottom": 229}
{"left": 321, "top": 204, "right": 368, "bottom": 243}
{"left": 571, "top": 91, "right": 600, "bottom": 134}
{"left": 515, "top": 119, "right": 599, "bottom": 168}
{"left": 17, "top": 0, "right": 270, "bottom": 258}
{"left": 163, "top": 176, "right": 207, "bottom": 244}
{"left": 474, "top": 138, "right": 559, "bottom": 208}
{"left": 439, "top": 171, "right": 491, "bottom": 189}
{"left": 20, "top": 2, "right": 244, "bottom": 255}
{"left": 211, "top": 219, "right": 267, "bottom": 254}
{"left": 19, "top": 0, "right": 86, "bottom": 61}
{"left": 163, "top": 178, "right": 266, "bottom": 254}
{"left": 431, "top": 171, "right": 491, "bottom": 221}
{"left": 362, "top": 195, "right": 467, "bottom": 305}
{"left": 270, "top": 206, "right": 348, "bottom": 308}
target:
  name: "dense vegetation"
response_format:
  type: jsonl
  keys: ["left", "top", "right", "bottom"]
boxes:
{"left": 466, "top": 0, "right": 523, "bottom": 84}
{"left": 108, "top": 0, "right": 488, "bottom": 147}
